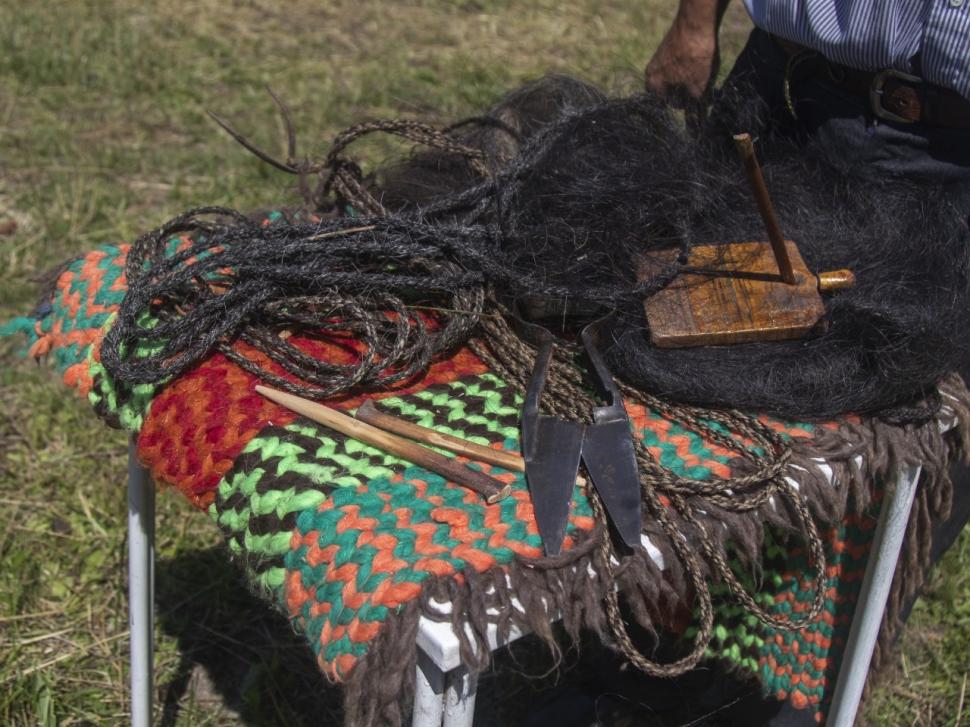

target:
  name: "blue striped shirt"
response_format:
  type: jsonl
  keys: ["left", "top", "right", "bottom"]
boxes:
{"left": 742, "top": 0, "right": 970, "bottom": 99}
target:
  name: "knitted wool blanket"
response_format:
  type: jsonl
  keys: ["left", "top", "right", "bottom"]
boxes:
{"left": 4, "top": 217, "right": 968, "bottom": 726}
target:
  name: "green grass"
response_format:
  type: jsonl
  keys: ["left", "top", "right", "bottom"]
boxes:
{"left": 0, "top": 1, "right": 966, "bottom": 724}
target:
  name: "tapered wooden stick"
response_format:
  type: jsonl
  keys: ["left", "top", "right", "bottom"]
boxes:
{"left": 355, "top": 400, "right": 589, "bottom": 487}
{"left": 733, "top": 132, "right": 797, "bottom": 285}
{"left": 255, "top": 385, "right": 511, "bottom": 504}
{"left": 355, "top": 400, "right": 525, "bottom": 472}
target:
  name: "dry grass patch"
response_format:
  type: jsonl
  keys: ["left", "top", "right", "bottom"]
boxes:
{"left": 1, "top": 1, "right": 965, "bottom": 725}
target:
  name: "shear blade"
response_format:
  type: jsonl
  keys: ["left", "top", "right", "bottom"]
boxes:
{"left": 524, "top": 417, "right": 585, "bottom": 556}
{"left": 582, "top": 417, "right": 642, "bottom": 548}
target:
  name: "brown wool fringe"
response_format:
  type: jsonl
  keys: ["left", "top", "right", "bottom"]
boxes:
{"left": 340, "top": 525, "right": 675, "bottom": 727}
{"left": 860, "top": 375, "right": 970, "bottom": 700}
{"left": 337, "top": 375, "right": 970, "bottom": 727}
{"left": 782, "top": 374, "right": 970, "bottom": 703}
{"left": 472, "top": 310, "right": 828, "bottom": 643}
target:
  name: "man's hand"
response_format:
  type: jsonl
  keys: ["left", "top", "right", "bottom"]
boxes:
{"left": 645, "top": 25, "right": 719, "bottom": 104}
{"left": 644, "top": 0, "right": 730, "bottom": 107}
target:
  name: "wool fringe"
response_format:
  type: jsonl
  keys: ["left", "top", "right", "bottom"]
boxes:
{"left": 863, "top": 374, "right": 970, "bottom": 700}
{"left": 338, "top": 377, "right": 970, "bottom": 726}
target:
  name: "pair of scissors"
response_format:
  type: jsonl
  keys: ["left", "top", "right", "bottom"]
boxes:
{"left": 515, "top": 310, "right": 642, "bottom": 556}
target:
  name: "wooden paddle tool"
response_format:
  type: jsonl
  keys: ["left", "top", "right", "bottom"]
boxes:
{"left": 641, "top": 133, "right": 855, "bottom": 348}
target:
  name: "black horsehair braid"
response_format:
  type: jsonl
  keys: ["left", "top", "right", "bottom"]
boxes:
{"left": 104, "top": 75, "right": 970, "bottom": 419}
{"left": 106, "top": 206, "right": 490, "bottom": 399}
{"left": 99, "top": 75, "right": 970, "bottom": 677}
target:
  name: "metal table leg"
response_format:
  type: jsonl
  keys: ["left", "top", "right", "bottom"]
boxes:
{"left": 827, "top": 464, "right": 922, "bottom": 727}
{"left": 413, "top": 648, "right": 446, "bottom": 727}
{"left": 412, "top": 647, "right": 478, "bottom": 727}
{"left": 128, "top": 438, "right": 155, "bottom": 727}
{"left": 443, "top": 665, "right": 478, "bottom": 727}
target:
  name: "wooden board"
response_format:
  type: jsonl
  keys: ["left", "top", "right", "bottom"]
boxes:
{"left": 640, "top": 240, "right": 825, "bottom": 348}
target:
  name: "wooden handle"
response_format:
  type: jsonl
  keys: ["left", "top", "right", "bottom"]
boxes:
{"left": 733, "top": 133, "right": 798, "bottom": 285}
{"left": 255, "top": 386, "right": 511, "bottom": 504}
{"left": 355, "top": 400, "right": 526, "bottom": 473}
{"left": 817, "top": 269, "right": 856, "bottom": 293}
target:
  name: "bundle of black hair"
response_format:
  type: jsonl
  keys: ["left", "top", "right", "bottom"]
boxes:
{"left": 101, "top": 75, "right": 970, "bottom": 419}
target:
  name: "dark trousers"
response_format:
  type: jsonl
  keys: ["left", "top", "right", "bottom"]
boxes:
{"left": 713, "top": 29, "right": 970, "bottom": 184}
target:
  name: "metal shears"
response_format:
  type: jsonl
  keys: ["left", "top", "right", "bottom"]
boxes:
{"left": 514, "top": 309, "right": 642, "bottom": 556}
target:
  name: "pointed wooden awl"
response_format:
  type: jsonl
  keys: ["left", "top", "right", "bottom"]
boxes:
{"left": 733, "top": 132, "right": 797, "bottom": 285}
{"left": 255, "top": 386, "right": 511, "bottom": 504}
{"left": 641, "top": 133, "right": 855, "bottom": 348}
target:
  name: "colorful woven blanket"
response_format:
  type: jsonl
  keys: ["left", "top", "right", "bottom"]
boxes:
{"left": 5, "top": 220, "right": 966, "bottom": 726}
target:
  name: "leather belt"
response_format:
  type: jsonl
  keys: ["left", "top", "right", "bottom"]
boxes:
{"left": 774, "top": 36, "right": 970, "bottom": 129}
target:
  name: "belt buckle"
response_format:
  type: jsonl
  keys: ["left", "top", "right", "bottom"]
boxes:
{"left": 870, "top": 69, "right": 922, "bottom": 124}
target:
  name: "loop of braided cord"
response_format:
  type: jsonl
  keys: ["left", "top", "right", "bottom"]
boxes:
{"left": 470, "top": 311, "right": 827, "bottom": 676}
{"left": 104, "top": 98, "right": 691, "bottom": 396}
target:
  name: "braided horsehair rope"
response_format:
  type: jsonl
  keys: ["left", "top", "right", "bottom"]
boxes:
{"left": 103, "top": 98, "right": 681, "bottom": 399}
{"left": 470, "top": 313, "right": 826, "bottom": 677}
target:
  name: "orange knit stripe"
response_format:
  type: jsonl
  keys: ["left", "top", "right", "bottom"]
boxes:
{"left": 413, "top": 557, "right": 456, "bottom": 576}
{"left": 379, "top": 580, "right": 422, "bottom": 606}
{"left": 62, "top": 362, "right": 93, "bottom": 395}
{"left": 347, "top": 618, "right": 381, "bottom": 643}
{"left": 483, "top": 492, "right": 512, "bottom": 551}
{"left": 336, "top": 506, "right": 378, "bottom": 536}
{"left": 511, "top": 490, "right": 540, "bottom": 537}
{"left": 368, "top": 534, "right": 408, "bottom": 575}
{"left": 429, "top": 507, "right": 471, "bottom": 534}
{"left": 319, "top": 619, "right": 335, "bottom": 647}
{"left": 409, "top": 522, "right": 449, "bottom": 557}
{"left": 756, "top": 415, "right": 814, "bottom": 439}
{"left": 285, "top": 569, "right": 314, "bottom": 613}
{"left": 107, "top": 248, "right": 130, "bottom": 293}
{"left": 452, "top": 543, "right": 496, "bottom": 571}
{"left": 331, "top": 653, "right": 358, "bottom": 679}
{"left": 77, "top": 252, "right": 114, "bottom": 319}
{"left": 292, "top": 528, "right": 319, "bottom": 551}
